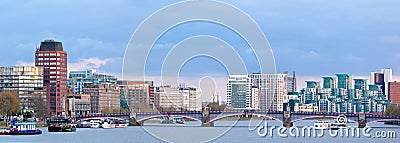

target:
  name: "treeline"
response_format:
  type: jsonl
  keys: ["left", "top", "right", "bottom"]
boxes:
{"left": 384, "top": 104, "right": 400, "bottom": 116}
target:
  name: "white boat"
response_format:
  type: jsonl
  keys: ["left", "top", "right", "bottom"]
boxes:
{"left": 114, "top": 119, "right": 129, "bottom": 128}
{"left": 330, "top": 120, "right": 347, "bottom": 130}
{"left": 102, "top": 122, "right": 115, "bottom": 129}
{"left": 90, "top": 120, "right": 102, "bottom": 128}
{"left": 314, "top": 120, "right": 329, "bottom": 130}
{"left": 115, "top": 123, "right": 129, "bottom": 128}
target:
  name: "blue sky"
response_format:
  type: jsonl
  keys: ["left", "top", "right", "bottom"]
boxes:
{"left": 1, "top": 0, "right": 400, "bottom": 92}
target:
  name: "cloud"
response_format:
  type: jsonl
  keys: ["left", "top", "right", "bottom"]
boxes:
{"left": 15, "top": 61, "right": 34, "bottom": 66}
{"left": 68, "top": 57, "right": 111, "bottom": 71}
{"left": 383, "top": 35, "right": 400, "bottom": 44}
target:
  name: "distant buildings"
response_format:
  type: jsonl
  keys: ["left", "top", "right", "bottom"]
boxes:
{"left": 66, "top": 94, "right": 91, "bottom": 116}
{"left": 389, "top": 81, "right": 400, "bottom": 106}
{"left": 118, "top": 81, "right": 155, "bottom": 110}
{"left": 68, "top": 70, "right": 117, "bottom": 94}
{"left": 0, "top": 66, "right": 46, "bottom": 112}
{"left": 35, "top": 40, "right": 68, "bottom": 115}
{"left": 285, "top": 71, "right": 297, "bottom": 93}
{"left": 371, "top": 68, "right": 392, "bottom": 97}
{"left": 293, "top": 72, "right": 391, "bottom": 113}
{"left": 227, "top": 73, "right": 287, "bottom": 111}
{"left": 82, "top": 83, "right": 120, "bottom": 113}
{"left": 155, "top": 85, "right": 201, "bottom": 111}
{"left": 226, "top": 75, "right": 252, "bottom": 109}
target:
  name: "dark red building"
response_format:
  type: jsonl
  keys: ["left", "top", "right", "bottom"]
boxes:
{"left": 389, "top": 81, "right": 400, "bottom": 106}
{"left": 35, "top": 40, "right": 68, "bottom": 115}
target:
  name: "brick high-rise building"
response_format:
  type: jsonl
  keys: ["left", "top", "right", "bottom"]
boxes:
{"left": 389, "top": 81, "right": 400, "bottom": 106}
{"left": 35, "top": 40, "right": 68, "bottom": 115}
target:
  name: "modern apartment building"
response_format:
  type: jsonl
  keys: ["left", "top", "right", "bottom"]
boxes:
{"left": 0, "top": 66, "right": 46, "bottom": 112}
{"left": 155, "top": 85, "right": 201, "bottom": 111}
{"left": 68, "top": 69, "right": 117, "bottom": 94}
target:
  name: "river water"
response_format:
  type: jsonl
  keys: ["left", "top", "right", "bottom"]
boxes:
{"left": 0, "top": 120, "right": 398, "bottom": 143}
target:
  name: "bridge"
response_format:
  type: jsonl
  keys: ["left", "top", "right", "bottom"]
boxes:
{"left": 74, "top": 109, "right": 400, "bottom": 128}
{"left": 75, "top": 113, "right": 131, "bottom": 122}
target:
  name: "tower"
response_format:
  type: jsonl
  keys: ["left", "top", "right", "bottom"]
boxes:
{"left": 35, "top": 40, "right": 68, "bottom": 115}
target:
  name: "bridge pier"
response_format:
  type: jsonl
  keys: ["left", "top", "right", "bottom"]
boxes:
{"left": 129, "top": 113, "right": 143, "bottom": 126}
{"left": 358, "top": 113, "right": 366, "bottom": 128}
{"left": 283, "top": 111, "right": 293, "bottom": 127}
{"left": 201, "top": 107, "right": 214, "bottom": 127}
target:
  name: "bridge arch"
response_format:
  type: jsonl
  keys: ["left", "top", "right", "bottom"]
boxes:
{"left": 208, "top": 113, "right": 283, "bottom": 123}
{"left": 291, "top": 115, "right": 357, "bottom": 123}
{"left": 136, "top": 115, "right": 202, "bottom": 123}
{"left": 79, "top": 117, "right": 126, "bottom": 121}
{"left": 366, "top": 118, "right": 400, "bottom": 124}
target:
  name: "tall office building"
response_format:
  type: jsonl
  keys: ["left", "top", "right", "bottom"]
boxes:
{"left": 336, "top": 74, "right": 352, "bottom": 89}
{"left": 0, "top": 66, "right": 46, "bottom": 112}
{"left": 226, "top": 75, "right": 252, "bottom": 109}
{"left": 322, "top": 76, "right": 335, "bottom": 89}
{"left": 35, "top": 40, "right": 68, "bottom": 115}
{"left": 388, "top": 81, "right": 400, "bottom": 105}
{"left": 354, "top": 79, "right": 368, "bottom": 91}
{"left": 285, "top": 71, "right": 297, "bottom": 93}
{"left": 370, "top": 68, "right": 392, "bottom": 96}
{"left": 382, "top": 68, "right": 393, "bottom": 96}
{"left": 248, "top": 73, "right": 287, "bottom": 111}
{"left": 118, "top": 81, "right": 155, "bottom": 110}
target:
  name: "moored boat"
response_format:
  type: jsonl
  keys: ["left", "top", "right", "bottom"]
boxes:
{"left": 0, "top": 129, "right": 10, "bottom": 135}
{"left": 9, "top": 119, "right": 42, "bottom": 135}
{"left": 114, "top": 119, "right": 129, "bottom": 128}
{"left": 101, "top": 122, "right": 115, "bottom": 129}
{"left": 47, "top": 116, "right": 76, "bottom": 132}
{"left": 330, "top": 120, "right": 347, "bottom": 130}
{"left": 314, "top": 120, "right": 329, "bottom": 130}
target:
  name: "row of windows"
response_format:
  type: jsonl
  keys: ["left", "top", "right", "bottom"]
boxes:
{"left": 36, "top": 53, "right": 66, "bottom": 57}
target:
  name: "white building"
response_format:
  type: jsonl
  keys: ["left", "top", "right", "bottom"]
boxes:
{"left": 248, "top": 73, "right": 287, "bottom": 111}
{"left": 155, "top": 85, "right": 201, "bottom": 111}
{"left": 251, "top": 87, "right": 259, "bottom": 109}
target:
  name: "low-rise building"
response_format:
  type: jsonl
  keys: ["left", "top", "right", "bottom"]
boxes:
{"left": 66, "top": 94, "right": 91, "bottom": 116}
{"left": 82, "top": 83, "right": 120, "bottom": 113}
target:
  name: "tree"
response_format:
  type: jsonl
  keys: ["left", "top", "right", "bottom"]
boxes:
{"left": 28, "top": 94, "right": 48, "bottom": 118}
{"left": 0, "top": 90, "right": 21, "bottom": 125}
{"left": 384, "top": 104, "right": 399, "bottom": 116}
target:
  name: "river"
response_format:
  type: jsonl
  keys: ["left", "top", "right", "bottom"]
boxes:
{"left": 0, "top": 120, "right": 398, "bottom": 143}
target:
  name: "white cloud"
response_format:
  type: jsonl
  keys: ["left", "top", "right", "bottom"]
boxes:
{"left": 68, "top": 57, "right": 111, "bottom": 71}
{"left": 15, "top": 61, "right": 34, "bottom": 66}
{"left": 383, "top": 35, "right": 400, "bottom": 44}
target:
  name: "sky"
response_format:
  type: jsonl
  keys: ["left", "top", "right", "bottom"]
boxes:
{"left": 1, "top": 0, "right": 400, "bottom": 100}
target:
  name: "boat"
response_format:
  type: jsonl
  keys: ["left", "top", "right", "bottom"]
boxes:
{"left": 9, "top": 119, "right": 42, "bottom": 135}
{"left": 47, "top": 116, "right": 76, "bottom": 132}
{"left": 101, "top": 122, "right": 115, "bottom": 129}
{"left": 77, "top": 120, "right": 91, "bottom": 128}
{"left": 114, "top": 119, "right": 129, "bottom": 128}
{"left": 314, "top": 120, "right": 329, "bottom": 130}
{"left": 89, "top": 120, "right": 102, "bottom": 128}
{"left": 330, "top": 120, "right": 347, "bottom": 130}
{"left": 0, "top": 129, "right": 10, "bottom": 135}
{"left": 175, "top": 118, "right": 185, "bottom": 124}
